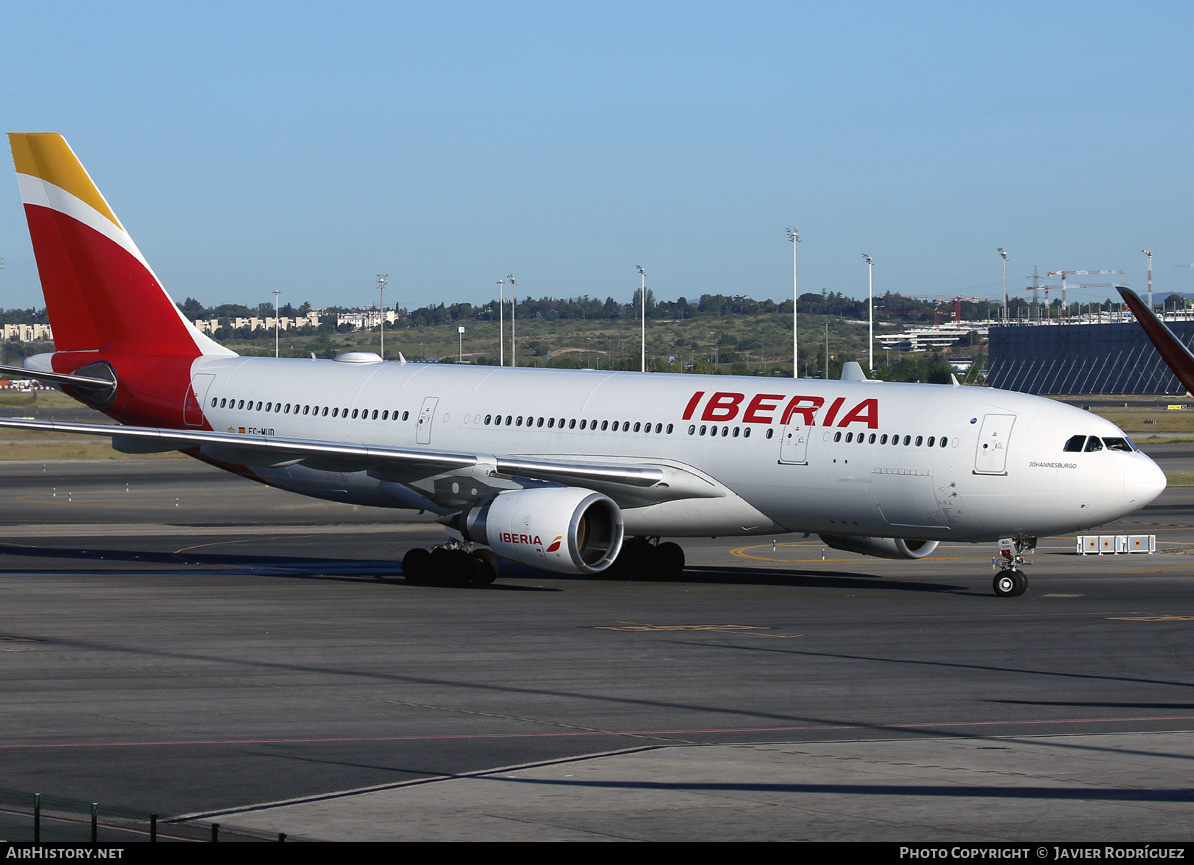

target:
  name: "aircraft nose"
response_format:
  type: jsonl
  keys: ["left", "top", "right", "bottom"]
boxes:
{"left": 1124, "top": 455, "right": 1167, "bottom": 506}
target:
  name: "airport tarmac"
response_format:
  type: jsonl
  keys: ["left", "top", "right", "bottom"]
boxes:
{"left": 0, "top": 455, "right": 1191, "bottom": 841}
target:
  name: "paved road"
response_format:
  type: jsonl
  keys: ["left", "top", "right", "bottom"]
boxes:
{"left": 0, "top": 457, "right": 1191, "bottom": 841}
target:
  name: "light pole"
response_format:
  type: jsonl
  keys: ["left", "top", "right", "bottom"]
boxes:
{"left": 507, "top": 274, "right": 516, "bottom": 367}
{"left": 376, "top": 274, "right": 388, "bottom": 359}
{"left": 496, "top": 279, "right": 505, "bottom": 366}
{"left": 1143, "top": 249, "right": 1154, "bottom": 311}
{"left": 458, "top": 326, "right": 465, "bottom": 362}
{"left": 635, "top": 265, "right": 646, "bottom": 372}
{"left": 786, "top": 227, "right": 800, "bottom": 378}
{"left": 272, "top": 289, "right": 280, "bottom": 358}
{"left": 862, "top": 254, "right": 874, "bottom": 373}
{"left": 997, "top": 248, "right": 1007, "bottom": 323}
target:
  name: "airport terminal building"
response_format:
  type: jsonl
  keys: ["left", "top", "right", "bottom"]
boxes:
{"left": 986, "top": 321, "right": 1194, "bottom": 395}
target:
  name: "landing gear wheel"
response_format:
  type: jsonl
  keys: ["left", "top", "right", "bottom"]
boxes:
{"left": 656, "top": 542, "right": 685, "bottom": 580}
{"left": 469, "top": 549, "right": 500, "bottom": 586}
{"left": 402, "top": 547, "right": 432, "bottom": 585}
{"left": 993, "top": 570, "right": 1027, "bottom": 598}
{"left": 432, "top": 547, "right": 477, "bottom": 587}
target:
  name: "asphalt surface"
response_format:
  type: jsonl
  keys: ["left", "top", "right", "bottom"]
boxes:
{"left": 0, "top": 454, "right": 1191, "bottom": 841}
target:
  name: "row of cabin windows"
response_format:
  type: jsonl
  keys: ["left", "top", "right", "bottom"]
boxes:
{"left": 483, "top": 415, "right": 674, "bottom": 434}
{"left": 688, "top": 424, "right": 756, "bottom": 439}
{"left": 832, "top": 431, "right": 950, "bottom": 448}
{"left": 1062, "top": 435, "right": 1134, "bottom": 453}
{"left": 213, "top": 397, "right": 410, "bottom": 422}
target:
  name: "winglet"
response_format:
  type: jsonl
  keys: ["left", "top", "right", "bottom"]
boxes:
{"left": 1118, "top": 285, "right": 1194, "bottom": 394}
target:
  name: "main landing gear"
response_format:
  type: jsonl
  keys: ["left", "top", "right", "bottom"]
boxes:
{"left": 992, "top": 536, "right": 1035, "bottom": 598}
{"left": 401, "top": 544, "right": 499, "bottom": 587}
{"left": 605, "top": 537, "right": 686, "bottom": 581}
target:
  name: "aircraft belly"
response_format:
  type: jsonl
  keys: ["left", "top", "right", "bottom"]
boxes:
{"left": 253, "top": 465, "right": 399, "bottom": 508}
{"left": 622, "top": 494, "right": 782, "bottom": 537}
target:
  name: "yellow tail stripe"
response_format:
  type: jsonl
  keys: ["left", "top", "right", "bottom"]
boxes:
{"left": 9, "top": 133, "right": 122, "bottom": 230}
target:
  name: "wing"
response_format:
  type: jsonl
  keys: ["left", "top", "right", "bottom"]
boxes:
{"left": 1118, "top": 286, "right": 1194, "bottom": 394}
{"left": 0, "top": 417, "right": 722, "bottom": 511}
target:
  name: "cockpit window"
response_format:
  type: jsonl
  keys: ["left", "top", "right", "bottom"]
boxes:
{"left": 1084, "top": 436, "right": 1104, "bottom": 452}
{"left": 1102, "top": 437, "right": 1133, "bottom": 452}
{"left": 1064, "top": 435, "right": 1086, "bottom": 452}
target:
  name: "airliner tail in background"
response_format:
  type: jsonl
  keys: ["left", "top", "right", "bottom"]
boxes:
{"left": 1118, "top": 286, "right": 1194, "bottom": 395}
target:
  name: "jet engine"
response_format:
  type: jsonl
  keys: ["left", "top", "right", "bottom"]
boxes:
{"left": 456, "top": 488, "right": 624, "bottom": 574}
{"left": 818, "top": 534, "right": 939, "bottom": 560}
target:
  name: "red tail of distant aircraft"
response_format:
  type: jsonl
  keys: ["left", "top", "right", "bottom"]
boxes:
{"left": 0, "top": 133, "right": 1167, "bottom": 596}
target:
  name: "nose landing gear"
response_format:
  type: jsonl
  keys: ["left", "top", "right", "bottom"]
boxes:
{"left": 993, "top": 536, "right": 1035, "bottom": 597}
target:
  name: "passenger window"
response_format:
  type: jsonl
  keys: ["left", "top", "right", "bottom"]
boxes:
{"left": 732, "top": 427, "right": 739, "bottom": 437}
{"left": 402, "top": 411, "right": 409, "bottom": 421}
{"left": 212, "top": 398, "right": 219, "bottom": 408}
{"left": 845, "top": 432, "right": 853, "bottom": 443}
{"left": 880, "top": 434, "right": 888, "bottom": 444}
{"left": 868, "top": 434, "right": 876, "bottom": 444}
{"left": 700, "top": 425, "right": 707, "bottom": 436}
{"left": 927, "top": 436, "right": 935, "bottom": 447}
{"left": 570, "top": 419, "right": 577, "bottom": 429}
{"left": 601, "top": 421, "right": 608, "bottom": 431}
{"left": 322, "top": 407, "right": 329, "bottom": 417}
{"left": 915, "top": 436, "right": 923, "bottom": 447}
{"left": 834, "top": 431, "right": 842, "bottom": 442}
{"left": 372, "top": 410, "right": 379, "bottom": 420}
{"left": 1084, "top": 437, "right": 1104, "bottom": 452}
{"left": 382, "top": 411, "right": 389, "bottom": 420}
{"left": 351, "top": 409, "right": 358, "bottom": 419}
{"left": 743, "top": 427, "right": 750, "bottom": 438}
{"left": 1063, "top": 435, "right": 1086, "bottom": 452}
{"left": 765, "top": 428, "right": 773, "bottom": 439}
{"left": 688, "top": 424, "right": 696, "bottom": 435}
{"left": 903, "top": 435, "right": 911, "bottom": 446}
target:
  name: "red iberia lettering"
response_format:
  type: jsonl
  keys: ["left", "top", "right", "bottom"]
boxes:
{"left": 682, "top": 391, "right": 705, "bottom": 421}
{"left": 701, "top": 392, "right": 743, "bottom": 422}
{"left": 743, "top": 393, "right": 784, "bottom": 424}
{"left": 501, "top": 533, "right": 543, "bottom": 546}
{"left": 780, "top": 395, "right": 824, "bottom": 425}
{"left": 822, "top": 396, "right": 847, "bottom": 427}
{"left": 836, "top": 398, "right": 878, "bottom": 429}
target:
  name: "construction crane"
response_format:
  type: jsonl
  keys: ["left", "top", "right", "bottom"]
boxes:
{"left": 1046, "top": 270, "right": 1125, "bottom": 318}
{"left": 1026, "top": 283, "right": 1114, "bottom": 320}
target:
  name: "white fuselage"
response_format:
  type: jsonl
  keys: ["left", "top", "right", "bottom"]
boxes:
{"left": 191, "top": 356, "right": 1164, "bottom": 543}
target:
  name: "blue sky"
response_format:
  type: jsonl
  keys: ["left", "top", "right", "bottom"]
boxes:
{"left": 2, "top": 1, "right": 1192, "bottom": 313}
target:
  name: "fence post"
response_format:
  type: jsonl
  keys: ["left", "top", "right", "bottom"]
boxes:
{"left": 33, "top": 793, "right": 40, "bottom": 843}
{"left": 91, "top": 803, "right": 97, "bottom": 843}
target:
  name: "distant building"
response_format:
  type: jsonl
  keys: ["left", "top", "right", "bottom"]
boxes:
{"left": 3, "top": 323, "right": 52, "bottom": 341}
{"left": 987, "top": 321, "right": 1194, "bottom": 394}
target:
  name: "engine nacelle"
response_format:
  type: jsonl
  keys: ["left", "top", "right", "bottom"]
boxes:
{"left": 458, "top": 488, "right": 624, "bottom": 574}
{"left": 818, "top": 534, "right": 939, "bottom": 560}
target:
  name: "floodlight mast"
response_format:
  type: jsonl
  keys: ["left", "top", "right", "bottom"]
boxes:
{"left": 862, "top": 253, "right": 874, "bottom": 373}
{"left": 636, "top": 265, "right": 646, "bottom": 372}
{"left": 1142, "top": 250, "right": 1153, "bottom": 311}
{"left": 273, "top": 289, "right": 280, "bottom": 358}
{"left": 497, "top": 279, "right": 505, "bottom": 366}
{"left": 997, "top": 248, "right": 1008, "bottom": 323}
{"left": 507, "top": 274, "right": 516, "bottom": 367}
{"left": 376, "top": 274, "right": 388, "bottom": 359}
{"left": 786, "top": 227, "right": 800, "bottom": 378}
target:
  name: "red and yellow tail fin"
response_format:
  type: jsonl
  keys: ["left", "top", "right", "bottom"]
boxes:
{"left": 9, "top": 133, "right": 233, "bottom": 357}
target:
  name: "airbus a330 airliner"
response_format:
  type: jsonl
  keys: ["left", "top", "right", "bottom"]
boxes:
{"left": 0, "top": 133, "right": 1167, "bottom": 596}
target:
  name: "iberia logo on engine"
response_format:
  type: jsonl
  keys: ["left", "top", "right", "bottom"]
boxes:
{"left": 500, "top": 533, "right": 543, "bottom": 546}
